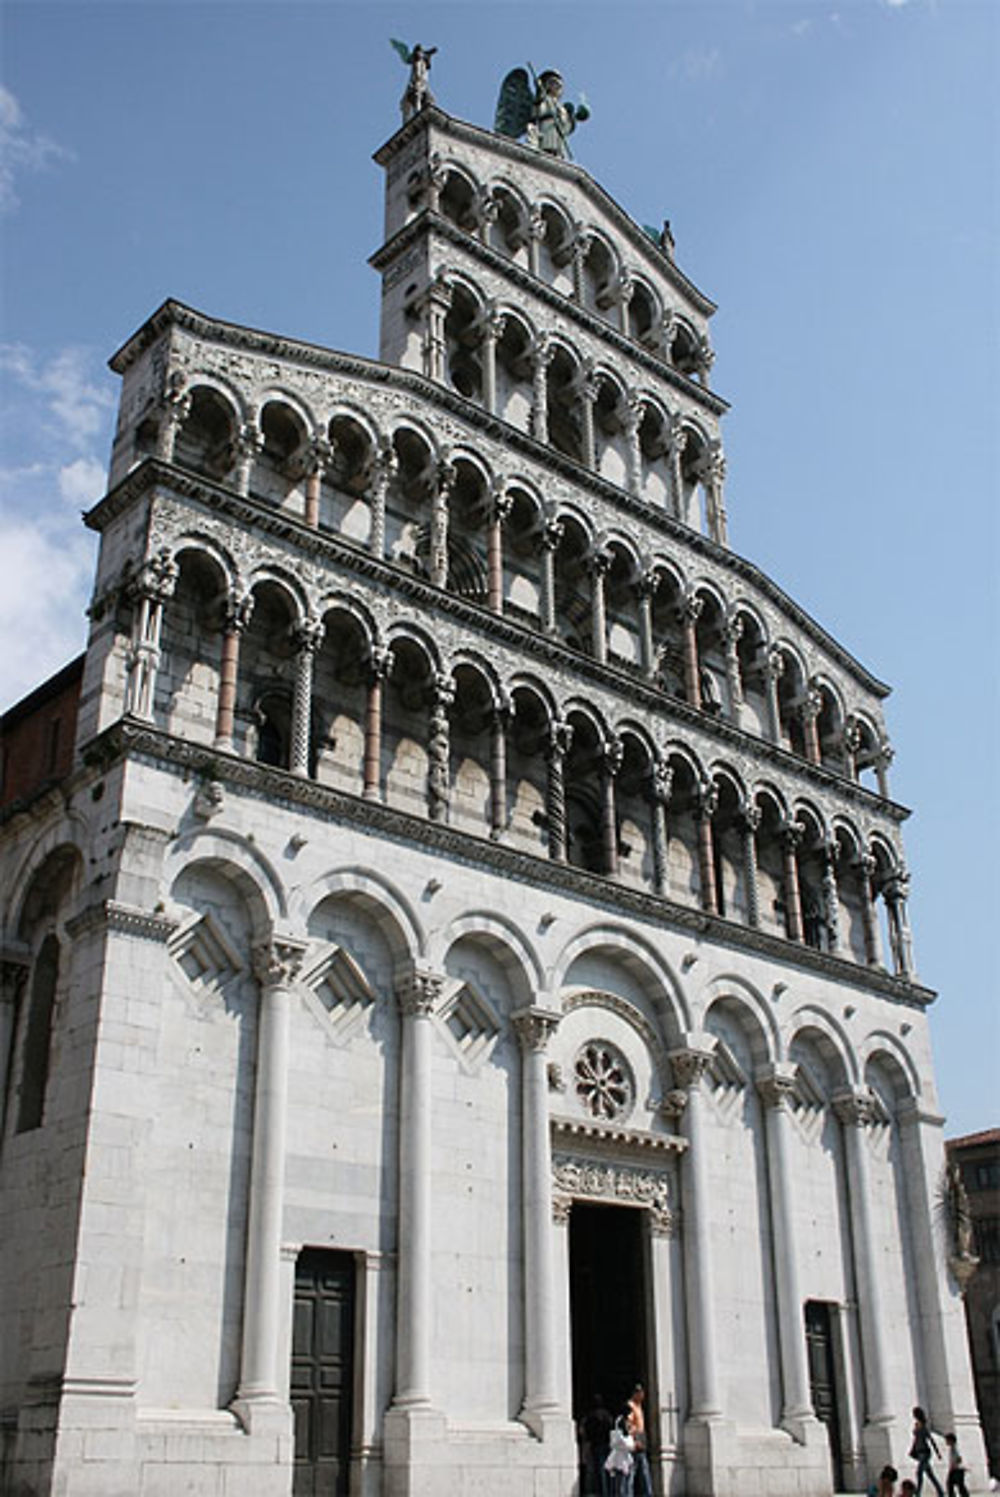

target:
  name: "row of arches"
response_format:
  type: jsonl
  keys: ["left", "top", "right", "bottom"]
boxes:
{"left": 411, "top": 156, "right": 712, "bottom": 380}
{"left": 141, "top": 389, "right": 889, "bottom": 784}
{"left": 126, "top": 554, "right": 913, "bottom": 979}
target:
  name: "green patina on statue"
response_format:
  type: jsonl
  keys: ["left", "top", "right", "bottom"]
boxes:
{"left": 495, "top": 66, "right": 590, "bottom": 160}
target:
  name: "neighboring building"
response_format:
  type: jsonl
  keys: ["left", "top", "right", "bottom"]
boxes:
{"left": 0, "top": 68, "right": 985, "bottom": 1497}
{"left": 947, "top": 1129, "right": 1000, "bottom": 1483}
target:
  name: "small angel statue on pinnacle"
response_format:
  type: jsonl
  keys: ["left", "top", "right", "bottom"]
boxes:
{"left": 494, "top": 65, "right": 590, "bottom": 160}
{"left": 391, "top": 39, "right": 437, "bottom": 122}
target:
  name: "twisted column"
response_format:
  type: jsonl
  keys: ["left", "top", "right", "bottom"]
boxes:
{"left": 545, "top": 722, "right": 573, "bottom": 863}
{"left": 214, "top": 587, "right": 254, "bottom": 751}
{"left": 530, "top": 336, "right": 554, "bottom": 444}
{"left": 756, "top": 1066, "right": 815, "bottom": 1429}
{"left": 235, "top": 937, "right": 306, "bottom": 1411}
{"left": 363, "top": 437, "right": 396, "bottom": 561}
{"left": 821, "top": 840, "right": 842, "bottom": 955}
{"left": 739, "top": 803, "right": 762, "bottom": 927}
{"left": 579, "top": 372, "right": 598, "bottom": 471}
{"left": 429, "top": 457, "right": 454, "bottom": 590}
{"left": 622, "top": 393, "right": 643, "bottom": 496}
{"left": 393, "top": 971, "right": 443, "bottom": 1409}
{"left": 513, "top": 1007, "right": 561, "bottom": 1431}
{"left": 722, "top": 615, "right": 745, "bottom": 723}
{"left": 124, "top": 549, "right": 178, "bottom": 722}
{"left": 289, "top": 616, "right": 324, "bottom": 777}
{"left": 426, "top": 674, "right": 454, "bottom": 824}
{"left": 668, "top": 1042, "right": 722, "bottom": 1419}
{"left": 363, "top": 645, "right": 393, "bottom": 801}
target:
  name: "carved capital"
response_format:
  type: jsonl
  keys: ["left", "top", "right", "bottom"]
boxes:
{"left": 669, "top": 1045, "right": 715, "bottom": 1090}
{"left": 601, "top": 734, "right": 623, "bottom": 778}
{"left": 587, "top": 547, "right": 613, "bottom": 579}
{"left": 831, "top": 1086, "right": 877, "bottom": 1128}
{"left": 649, "top": 760, "right": 674, "bottom": 807}
{"left": 291, "top": 615, "right": 325, "bottom": 655}
{"left": 781, "top": 818, "right": 805, "bottom": 851}
{"left": 222, "top": 587, "right": 254, "bottom": 635}
{"left": 695, "top": 780, "right": 719, "bottom": 821}
{"left": 546, "top": 720, "right": 574, "bottom": 761}
{"left": 398, "top": 970, "right": 443, "bottom": 1018}
{"left": 252, "top": 937, "right": 307, "bottom": 991}
{"left": 367, "top": 643, "right": 394, "bottom": 685}
{"left": 540, "top": 516, "right": 564, "bottom": 552}
{"left": 739, "top": 802, "right": 762, "bottom": 834}
{"left": 680, "top": 592, "right": 704, "bottom": 627}
{"left": 755, "top": 1063, "right": 798, "bottom": 1110}
{"left": 722, "top": 614, "right": 745, "bottom": 647}
{"left": 130, "top": 547, "right": 179, "bottom": 604}
{"left": 512, "top": 1006, "right": 560, "bottom": 1053}
{"left": 764, "top": 648, "right": 786, "bottom": 683}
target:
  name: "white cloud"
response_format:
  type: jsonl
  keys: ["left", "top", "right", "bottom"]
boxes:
{"left": 58, "top": 455, "right": 107, "bottom": 509}
{"left": 0, "top": 516, "right": 95, "bottom": 706}
{"left": 0, "top": 85, "right": 72, "bottom": 212}
{"left": 0, "top": 343, "right": 115, "bottom": 447}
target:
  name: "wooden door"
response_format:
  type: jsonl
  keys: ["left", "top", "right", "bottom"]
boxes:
{"left": 804, "top": 1299, "right": 844, "bottom": 1492}
{"left": 292, "top": 1250, "right": 356, "bottom": 1497}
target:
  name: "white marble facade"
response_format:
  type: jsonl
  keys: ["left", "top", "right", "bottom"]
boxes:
{"left": 0, "top": 84, "right": 984, "bottom": 1497}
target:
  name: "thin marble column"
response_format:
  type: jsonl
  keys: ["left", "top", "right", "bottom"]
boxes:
{"left": 234, "top": 937, "right": 306, "bottom": 1414}
{"left": 423, "top": 280, "right": 452, "bottom": 383}
{"left": 857, "top": 853, "right": 883, "bottom": 966}
{"left": 367, "top": 438, "right": 396, "bottom": 561}
{"left": 637, "top": 571, "right": 658, "bottom": 678}
{"left": 600, "top": 736, "right": 623, "bottom": 877}
{"left": 800, "top": 688, "right": 823, "bottom": 766}
{"left": 427, "top": 674, "right": 454, "bottom": 823}
{"left": 429, "top": 458, "right": 454, "bottom": 590}
{"left": 154, "top": 376, "right": 190, "bottom": 462}
{"left": 480, "top": 308, "right": 505, "bottom": 416}
{"left": 233, "top": 421, "right": 263, "bottom": 497}
{"left": 623, "top": 393, "right": 643, "bottom": 497}
{"left": 648, "top": 761, "right": 674, "bottom": 898}
{"left": 540, "top": 518, "right": 563, "bottom": 635}
{"left": 588, "top": 548, "right": 611, "bottom": 663}
{"left": 489, "top": 696, "right": 511, "bottom": 840}
{"left": 680, "top": 595, "right": 703, "bottom": 709}
{"left": 821, "top": 841, "right": 842, "bottom": 955}
{"left": 393, "top": 971, "right": 442, "bottom": 1409}
{"left": 722, "top": 616, "right": 744, "bottom": 724}
{"left": 669, "top": 425, "right": 689, "bottom": 524}
{"left": 781, "top": 820, "right": 805, "bottom": 943}
{"left": 530, "top": 336, "right": 553, "bottom": 444}
{"left": 832, "top": 1088, "right": 893, "bottom": 1433}
{"left": 302, "top": 436, "right": 332, "bottom": 530}
{"left": 363, "top": 645, "right": 392, "bottom": 801}
{"left": 756, "top": 1065, "right": 815, "bottom": 1429}
{"left": 214, "top": 587, "right": 254, "bottom": 751}
{"left": 579, "top": 373, "right": 598, "bottom": 472}
{"left": 669, "top": 1043, "right": 722, "bottom": 1420}
{"left": 764, "top": 649, "right": 785, "bottom": 745}
{"left": 883, "top": 870, "right": 914, "bottom": 978}
{"left": 739, "top": 803, "right": 762, "bottom": 928}
{"left": 513, "top": 1007, "right": 561, "bottom": 1433}
{"left": 487, "top": 486, "right": 513, "bottom": 614}
{"left": 695, "top": 781, "right": 719, "bottom": 916}
{"left": 124, "top": 550, "right": 178, "bottom": 722}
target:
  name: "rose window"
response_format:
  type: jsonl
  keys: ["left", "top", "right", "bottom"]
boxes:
{"left": 574, "top": 1041, "right": 634, "bottom": 1122}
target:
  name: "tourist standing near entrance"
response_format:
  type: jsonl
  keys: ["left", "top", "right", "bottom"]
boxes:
{"left": 627, "top": 1384, "right": 652, "bottom": 1497}
{"left": 911, "top": 1408, "right": 944, "bottom": 1496}
{"left": 582, "top": 1393, "right": 613, "bottom": 1495}
{"left": 944, "top": 1433, "right": 970, "bottom": 1496}
{"left": 604, "top": 1407, "right": 635, "bottom": 1496}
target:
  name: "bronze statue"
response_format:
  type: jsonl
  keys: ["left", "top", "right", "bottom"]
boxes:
{"left": 495, "top": 65, "right": 590, "bottom": 160}
{"left": 391, "top": 39, "right": 437, "bottom": 121}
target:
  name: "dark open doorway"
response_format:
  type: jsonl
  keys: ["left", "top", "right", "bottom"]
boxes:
{"left": 804, "top": 1298, "right": 847, "bottom": 1493}
{"left": 569, "top": 1201, "right": 650, "bottom": 1422}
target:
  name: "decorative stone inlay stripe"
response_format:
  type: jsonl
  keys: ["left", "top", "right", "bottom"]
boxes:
{"left": 83, "top": 719, "right": 935, "bottom": 1007}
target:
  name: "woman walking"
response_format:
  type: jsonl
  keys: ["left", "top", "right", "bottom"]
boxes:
{"left": 910, "top": 1407, "right": 944, "bottom": 1497}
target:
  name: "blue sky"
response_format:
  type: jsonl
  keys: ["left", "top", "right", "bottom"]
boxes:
{"left": 2, "top": 0, "right": 997, "bottom": 1138}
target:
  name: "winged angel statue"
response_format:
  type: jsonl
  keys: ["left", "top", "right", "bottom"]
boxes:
{"left": 391, "top": 39, "right": 437, "bottom": 121}
{"left": 494, "top": 66, "right": 590, "bottom": 160}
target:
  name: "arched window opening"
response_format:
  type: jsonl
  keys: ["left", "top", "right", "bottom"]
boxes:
{"left": 816, "top": 685, "right": 844, "bottom": 772}
{"left": 253, "top": 691, "right": 293, "bottom": 769}
{"left": 693, "top": 593, "right": 727, "bottom": 716}
{"left": 651, "top": 572, "right": 685, "bottom": 699}
{"left": 440, "top": 170, "right": 478, "bottom": 233}
{"left": 449, "top": 665, "right": 493, "bottom": 837}
{"left": 495, "top": 317, "right": 533, "bottom": 432}
{"left": 663, "top": 754, "right": 702, "bottom": 908}
{"left": 383, "top": 637, "right": 435, "bottom": 819}
{"left": 552, "top": 517, "right": 591, "bottom": 652}
{"left": 593, "top": 377, "right": 628, "bottom": 487}
{"left": 563, "top": 716, "right": 605, "bottom": 875}
{"left": 547, "top": 348, "right": 584, "bottom": 464}
{"left": 506, "top": 686, "right": 550, "bottom": 858}
{"left": 174, "top": 387, "right": 237, "bottom": 484}
{"left": 630, "top": 283, "right": 659, "bottom": 352}
{"left": 604, "top": 545, "right": 640, "bottom": 669}
{"left": 160, "top": 548, "right": 227, "bottom": 743}
{"left": 581, "top": 236, "right": 616, "bottom": 319}
{"left": 711, "top": 776, "right": 745, "bottom": 921}
{"left": 637, "top": 405, "right": 671, "bottom": 509}
{"left": 325, "top": 415, "right": 375, "bottom": 544}
{"left": 313, "top": 609, "right": 369, "bottom": 795}
{"left": 538, "top": 205, "right": 574, "bottom": 293}
{"left": 754, "top": 793, "right": 790, "bottom": 939}
{"left": 735, "top": 614, "right": 769, "bottom": 737}
{"left": 428, "top": 462, "right": 488, "bottom": 604}
{"left": 796, "top": 813, "right": 829, "bottom": 951}
{"left": 491, "top": 188, "right": 529, "bottom": 266}
{"left": 671, "top": 322, "right": 702, "bottom": 380}
{"left": 776, "top": 652, "right": 808, "bottom": 757}
{"left": 444, "top": 286, "right": 483, "bottom": 402}
{"left": 386, "top": 428, "right": 434, "bottom": 573}
{"left": 16, "top": 934, "right": 60, "bottom": 1133}
{"left": 238, "top": 580, "right": 297, "bottom": 764}
{"left": 502, "top": 488, "right": 543, "bottom": 625}
{"left": 254, "top": 401, "right": 307, "bottom": 510}
{"left": 615, "top": 734, "right": 655, "bottom": 892}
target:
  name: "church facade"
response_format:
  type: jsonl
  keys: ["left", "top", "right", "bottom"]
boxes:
{"left": 0, "top": 71, "right": 983, "bottom": 1497}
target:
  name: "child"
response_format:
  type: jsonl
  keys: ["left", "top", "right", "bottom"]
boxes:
{"left": 944, "top": 1433, "right": 969, "bottom": 1497}
{"left": 901, "top": 1483, "right": 918, "bottom": 1497}
{"left": 869, "top": 1465, "right": 898, "bottom": 1497}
